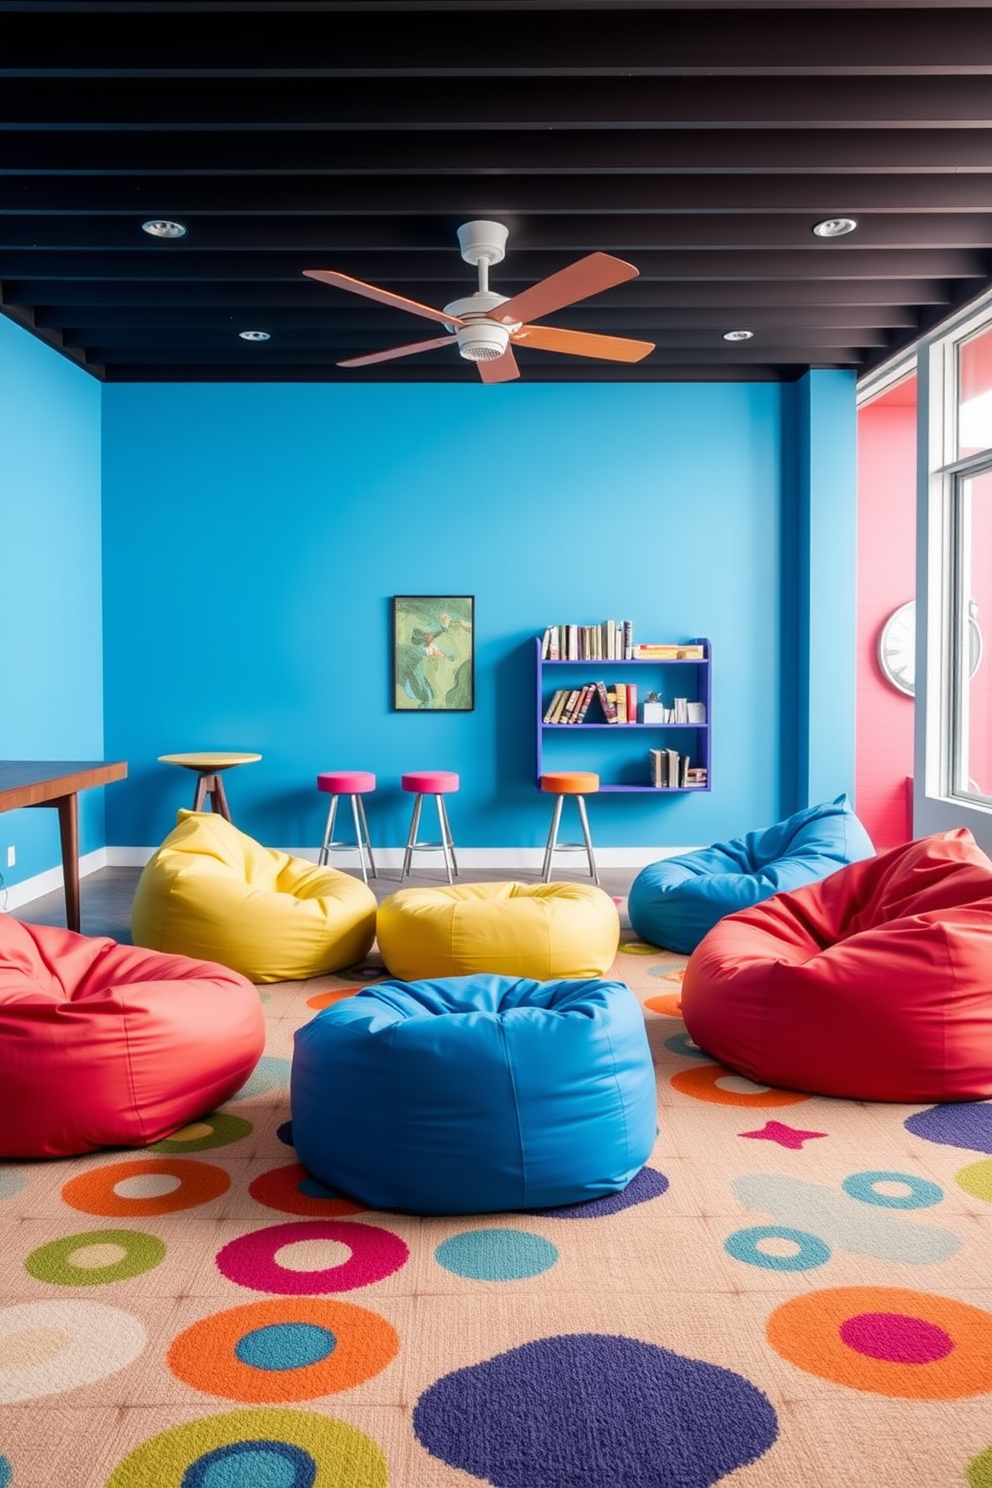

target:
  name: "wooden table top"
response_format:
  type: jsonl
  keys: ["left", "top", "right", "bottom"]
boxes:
{"left": 0, "top": 760, "right": 128, "bottom": 811}
{"left": 158, "top": 752, "right": 262, "bottom": 771}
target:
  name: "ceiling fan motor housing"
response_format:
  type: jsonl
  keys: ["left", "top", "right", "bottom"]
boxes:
{"left": 443, "top": 291, "right": 514, "bottom": 362}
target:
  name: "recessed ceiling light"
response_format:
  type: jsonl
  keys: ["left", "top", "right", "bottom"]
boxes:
{"left": 723, "top": 329, "right": 754, "bottom": 342}
{"left": 812, "top": 217, "right": 858, "bottom": 238}
{"left": 239, "top": 330, "right": 271, "bottom": 341}
{"left": 141, "top": 219, "right": 187, "bottom": 239}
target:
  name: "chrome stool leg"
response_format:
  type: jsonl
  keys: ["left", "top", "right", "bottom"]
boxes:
{"left": 575, "top": 793, "right": 600, "bottom": 885}
{"left": 318, "top": 795, "right": 339, "bottom": 867}
{"left": 356, "top": 794, "right": 377, "bottom": 880}
{"left": 542, "top": 794, "right": 565, "bottom": 882}
{"left": 437, "top": 794, "right": 459, "bottom": 880}
{"left": 402, "top": 793, "right": 425, "bottom": 880}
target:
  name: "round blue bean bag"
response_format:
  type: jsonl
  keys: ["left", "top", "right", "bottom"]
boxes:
{"left": 628, "top": 793, "right": 875, "bottom": 955}
{"left": 291, "top": 973, "right": 657, "bottom": 1215}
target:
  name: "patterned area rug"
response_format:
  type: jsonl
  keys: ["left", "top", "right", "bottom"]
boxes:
{"left": 3, "top": 906, "right": 992, "bottom": 1487}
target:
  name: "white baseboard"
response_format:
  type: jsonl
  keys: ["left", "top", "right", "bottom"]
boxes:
{"left": 2, "top": 843, "right": 693, "bottom": 910}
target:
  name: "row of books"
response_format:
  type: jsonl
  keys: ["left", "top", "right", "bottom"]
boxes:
{"left": 633, "top": 643, "right": 705, "bottom": 661}
{"left": 544, "top": 681, "right": 642, "bottom": 725}
{"left": 650, "top": 751, "right": 708, "bottom": 789}
{"left": 541, "top": 621, "right": 635, "bottom": 661}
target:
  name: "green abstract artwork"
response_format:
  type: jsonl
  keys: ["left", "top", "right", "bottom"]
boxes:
{"left": 392, "top": 595, "right": 475, "bottom": 711}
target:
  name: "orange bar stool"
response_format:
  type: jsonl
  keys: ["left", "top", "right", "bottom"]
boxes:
{"left": 540, "top": 771, "right": 601, "bottom": 885}
{"left": 401, "top": 771, "right": 460, "bottom": 884}
{"left": 316, "top": 770, "right": 377, "bottom": 885}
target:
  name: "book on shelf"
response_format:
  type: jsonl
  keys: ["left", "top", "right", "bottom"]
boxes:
{"left": 614, "top": 683, "right": 627, "bottom": 724}
{"left": 559, "top": 688, "right": 583, "bottom": 723}
{"left": 540, "top": 620, "right": 636, "bottom": 663}
{"left": 685, "top": 766, "right": 708, "bottom": 787}
{"left": 626, "top": 682, "right": 637, "bottom": 723}
{"left": 648, "top": 747, "right": 695, "bottom": 788}
{"left": 594, "top": 681, "right": 618, "bottom": 723}
{"left": 548, "top": 690, "right": 572, "bottom": 724}
{"left": 543, "top": 688, "right": 566, "bottom": 723}
{"left": 572, "top": 682, "right": 597, "bottom": 724}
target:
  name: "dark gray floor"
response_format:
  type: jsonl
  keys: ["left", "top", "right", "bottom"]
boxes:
{"left": 10, "top": 861, "right": 638, "bottom": 942}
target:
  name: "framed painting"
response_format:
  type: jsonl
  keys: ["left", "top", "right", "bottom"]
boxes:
{"left": 392, "top": 595, "right": 475, "bottom": 711}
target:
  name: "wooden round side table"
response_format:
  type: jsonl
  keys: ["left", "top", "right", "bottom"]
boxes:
{"left": 158, "top": 752, "right": 262, "bottom": 822}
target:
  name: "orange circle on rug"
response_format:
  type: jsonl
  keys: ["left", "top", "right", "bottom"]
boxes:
{"left": 306, "top": 986, "right": 363, "bottom": 1011}
{"left": 644, "top": 994, "right": 683, "bottom": 1018}
{"left": 167, "top": 1296, "right": 398, "bottom": 1402}
{"left": 62, "top": 1158, "right": 230, "bottom": 1216}
{"left": 767, "top": 1287, "right": 992, "bottom": 1399}
{"left": 248, "top": 1163, "right": 367, "bottom": 1217}
{"left": 669, "top": 1064, "right": 809, "bottom": 1107}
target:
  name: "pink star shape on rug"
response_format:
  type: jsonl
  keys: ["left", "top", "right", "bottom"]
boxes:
{"left": 739, "top": 1120, "right": 828, "bottom": 1150}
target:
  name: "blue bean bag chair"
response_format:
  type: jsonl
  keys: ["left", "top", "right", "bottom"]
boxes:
{"left": 291, "top": 973, "right": 657, "bottom": 1215}
{"left": 628, "top": 793, "right": 875, "bottom": 955}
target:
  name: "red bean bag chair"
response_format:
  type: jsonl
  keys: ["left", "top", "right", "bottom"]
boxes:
{"left": 681, "top": 829, "right": 992, "bottom": 1102}
{"left": 0, "top": 917, "right": 265, "bottom": 1158}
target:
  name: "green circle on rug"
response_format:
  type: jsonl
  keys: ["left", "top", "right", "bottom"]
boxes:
{"left": 25, "top": 1229, "right": 166, "bottom": 1286}
{"left": 957, "top": 1159, "right": 992, "bottom": 1203}
{"left": 435, "top": 1228, "right": 559, "bottom": 1280}
{"left": 105, "top": 1406, "right": 388, "bottom": 1488}
{"left": 149, "top": 1112, "right": 253, "bottom": 1153}
{"left": 967, "top": 1444, "right": 992, "bottom": 1487}
{"left": 619, "top": 940, "right": 660, "bottom": 955}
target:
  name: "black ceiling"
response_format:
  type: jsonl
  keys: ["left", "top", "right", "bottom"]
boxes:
{"left": 2, "top": 0, "right": 991, "bottom": 384}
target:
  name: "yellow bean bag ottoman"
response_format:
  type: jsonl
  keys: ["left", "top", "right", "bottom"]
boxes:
{"left": 131, "top": 811, "right": 377, "bottom": 982}
{"left": 375, "top": 880, "right": 621, "bottom": 981}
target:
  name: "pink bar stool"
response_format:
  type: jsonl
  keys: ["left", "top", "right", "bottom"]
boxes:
{"left": 316, "top": 770, "right": 377, "bottom": 885}
{"left": 401, "top": 770, "right": 460, "bottom": 883}
{"left": 540, "top": 771, "right": 600, "bottom": 885}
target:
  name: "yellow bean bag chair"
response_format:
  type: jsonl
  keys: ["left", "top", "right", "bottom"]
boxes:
{"left": 131, "top": 811, "right": 377, "bottom": 982}
{"left": 375, "top": 880, "right": 620, "bottom": 982}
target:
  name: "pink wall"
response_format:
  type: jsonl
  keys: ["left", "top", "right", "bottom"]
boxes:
{"left": 855, "top": 379, "right": 917, "bottom": 848}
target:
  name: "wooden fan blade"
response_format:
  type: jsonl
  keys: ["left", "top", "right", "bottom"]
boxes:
{"left": 512, "top": 324, "right": 655, "bottom": 363}
{"left": 337, "top": 335, "right": 455, "bottom": 368}
{"left": 304, "top": 270, "right": 462, "bottom": 328}
{"left": 492, "top": 252, "right": 639, "bottom": 328}
{"left": 477, "top": 344, "right": 520, "bottom": 383}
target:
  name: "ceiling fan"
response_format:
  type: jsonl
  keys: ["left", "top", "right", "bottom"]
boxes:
{"left": 303, "top": 221, "right": 655, "bottom": 383}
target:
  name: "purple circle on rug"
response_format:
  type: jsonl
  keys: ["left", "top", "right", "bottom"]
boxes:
{"left": 413, "top": 1332, "right": 777, "bottom": 1488}
{"left": 839, "top": 1312, "right": 954, "bottom": 1365}
{"left": 522, "top": 1166, "right": 669, "bottom": 1219}
{"left": 905, "top": 1103, "right": 992, "bottom": 1155}
{"left": 216, "top": 1220, "right": 409, "bottom": 1294}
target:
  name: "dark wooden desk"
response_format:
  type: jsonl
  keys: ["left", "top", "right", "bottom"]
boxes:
{"left": 0, "top": 760, "right": 128, "bottom": 933}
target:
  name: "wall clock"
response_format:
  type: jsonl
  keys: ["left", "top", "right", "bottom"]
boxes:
{"left": 877, "top": 599, "right": 983, "bottom": 697}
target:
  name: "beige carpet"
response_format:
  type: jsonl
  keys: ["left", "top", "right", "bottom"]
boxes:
{"left": 2, "top": 910, "right": 992, "bottom": 1487}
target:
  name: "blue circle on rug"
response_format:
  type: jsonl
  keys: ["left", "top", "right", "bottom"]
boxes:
{"left": 235, "top": 1323, "right": 337, "bottom": 1372}
{"left": 664, "top": 1032, "right": 708, "bottom": 1060}
{"left": 524, "top": 1165, "right": 669, "bottom": 1220}
{"left": 842, "top": 1170, "right": 943, "bottom": 1209}
{"left": 297, "top": 1176, "right": 349, "bottom": 1201}
{"left": 0, "top": 1170, "right": 28, "bottom": 1203}
{"left": 181, "top": 1438, "right": 316, "bottom": 1488}
{"left": 414, "top": 1333, "right": 777, "bottom": 1487}
{"left": 725, "top": 1225, "right": 830, "bottom": 1272}
{"left": 231, "top": 1057, "right": 291, "bottom": 1102}
{"left": 277, "top": 1121, "right": 294, "bottom": 1148}
{"left": 905, "top": 1103, "right": 992, "bottom": 1155}
{"left": 435, "top": 1229, "right": 559, "bottom": 1281}
{"left": 0, "top": 1456, "right": 10, "bottom": 1488}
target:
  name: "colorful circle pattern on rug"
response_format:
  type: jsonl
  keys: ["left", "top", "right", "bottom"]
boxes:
{"left": 25, "top": 1228, "right": 166, "bottom": 1286}
{"left": 216, "top": 1220, "right": 409, "bottom": 1295}
{"left": 414, "top": 1332, "right": 778, "bottom": 1488}
{"left": 0, "top": 1299, "right": 146, "bottom": 1403}
{"left": 168, "top": 1297, "right": 398, "bottom": 1402}
{"left": 149, "top": 1113, "right": 253, "bottom": 1153}
{"left": 842, "top": 1170, "right": 943, "bottom": 1209}
{"left": 62, "top": 1158, "right": 230, "bottom": 1216}
{"left": 670, "top": 1064, "right": 809, "bottom": 1107}
{"left": 435, "top": 1229, "right": 559, "bottom": 1280}
{"left": 105, "top": 1407, "right": 389, "bottom": 1488}
{"left": 725, "top": 1225, "right": 831, "bottom": 1272}
{"left": 0, "top": 1455, "right": 9, "bottom": 1487}
{"left": 957, "top": 1158, "right": 992, "bottom": 1203}
{"left": 643, "top": 993, "right": 683, "bottom": 1018}
{"left": 524, "top": 1165, "right": 669, "bottom": 1219}
{"left": 967, "top": 1444, "right": 992, "bottom": 1488}
{"left": 229, "top": 1055, "right": 292, "bottom": 1102}
{"left": 905, "top": 1103, "right": 992, "bottom": 1155}
{"left": 306, "top": 986, "right": 363, "bottom": 1010}
{"left": 248, "top": 1163, "right": 367, "bottom": 1218}
{"left": 767, "top": 1287, "right": 992, "bottom": 1398}
{"left": 0, "top": 1170, "right": 28, "bottom": 1203}
{"left": 664, "top": 1031, "right": 708, "bottom": 1060}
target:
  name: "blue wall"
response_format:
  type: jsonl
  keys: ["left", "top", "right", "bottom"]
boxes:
{"left": 99, "top": 375, "right": 856, "bottom": 854}
{"left": 0, "top": 316, "right": 104, "bottom": 888}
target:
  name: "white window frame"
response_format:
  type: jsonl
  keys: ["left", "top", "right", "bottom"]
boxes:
{"left": 913, "top": 291, "right": 992, "bottom": 855}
